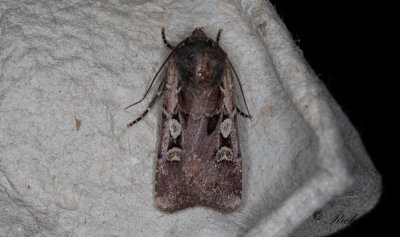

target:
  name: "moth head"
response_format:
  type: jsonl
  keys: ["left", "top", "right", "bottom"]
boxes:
{"left": 191, "top": 27, "right": 207, "bottom": 40}
{"left": 176, "top": 28, "right": 226, "bottom": 90}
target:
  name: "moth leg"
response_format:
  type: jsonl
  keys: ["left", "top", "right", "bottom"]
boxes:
{"left": 237, "top": 106, "right": 251, "bottom": 119}
{"left": 216, "top": 29, "right": 222, "bottom": 45}
{"left": 162, "top": 27, "right": 175, "bottom": 50}
{"left": 127, "top": 83, "right": 164, "bottom": 127}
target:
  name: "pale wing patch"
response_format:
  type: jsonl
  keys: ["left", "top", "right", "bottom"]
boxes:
{"left": 168, "top": 119, "right": 182, "bottom": 139}
{"left": 166, "top": 147, "right": 182, "bottom": 162}
{"left": 220, "top": 118, "right": 232, "bottom": 138}
{"left": 216, "top": 146, "right": 233, "bottom": 163}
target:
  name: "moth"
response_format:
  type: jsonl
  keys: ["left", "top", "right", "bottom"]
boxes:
{"left": 126, "top": 27, "right": 251, "bottom": 212}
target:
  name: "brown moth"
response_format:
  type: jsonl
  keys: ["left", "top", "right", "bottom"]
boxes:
{"left": 126, "top": 28, "right": 251, "bottom": 212}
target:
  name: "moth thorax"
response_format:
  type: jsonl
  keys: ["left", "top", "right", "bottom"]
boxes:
{"left": 166, "top": 147, "right": 182, "bottom": 162}
{"left": 195, "top": 59, "right": 211, "bottom": 82}
{"left": 216, "top": 146, "right": 233, "bottom": 163}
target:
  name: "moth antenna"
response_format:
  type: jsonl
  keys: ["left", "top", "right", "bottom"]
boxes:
{"left": 216, "top": 29, "right": 222, "bottom": 45}
{"left": 228, "top": 61, "right": 252, "bottom": 119}
{"left": 124, "top": 54, "right": 170, "bottom": 110}
{"left": 127, "top": 81, "right": 165, "bottom": 127}
{"left": 125, "top": 37, "right": 187, "bottom": 110}
{"left": 237, "top": 106, "right": 252, "bottom": 120}
{"left": 162, "top": 27, "right": 175, "bottom": 50}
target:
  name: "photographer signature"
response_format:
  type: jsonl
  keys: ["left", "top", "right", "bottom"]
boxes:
{"left": 313, "top": 210, "right": 358, "bottom": 225}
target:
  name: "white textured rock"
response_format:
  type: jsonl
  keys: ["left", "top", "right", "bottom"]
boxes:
{"left": 0, "top": 0, "right": 381, "bottom": 236}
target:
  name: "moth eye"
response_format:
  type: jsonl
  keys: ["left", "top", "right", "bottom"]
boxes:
{"left": 220, "top": 118, "right": 232, "bottom": 138}
{"left": 168, "top": 119, "right": 182, "bottom": 139}
{"left": 166, "top": 147, "right": 182, "bottom": 162}
{"left": 216, "top": 146, "right": 233, "bottom": 163}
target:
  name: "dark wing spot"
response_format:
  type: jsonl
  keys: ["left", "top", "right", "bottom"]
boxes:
{"left": 207, "top": 114, "right": 219, "bottom": 135}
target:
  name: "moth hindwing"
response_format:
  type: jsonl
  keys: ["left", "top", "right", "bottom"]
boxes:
{"left": 126, "top": 28, "right": 251, "bottom": 212}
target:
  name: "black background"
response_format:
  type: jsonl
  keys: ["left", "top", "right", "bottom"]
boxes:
{"left": 268, "top": 1, "right": 398, "bottom": 236}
